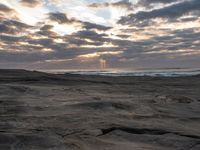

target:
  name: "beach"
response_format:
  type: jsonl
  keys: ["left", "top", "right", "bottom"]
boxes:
{"left": 0, "top": 69, "right": 200, "bottom": 150}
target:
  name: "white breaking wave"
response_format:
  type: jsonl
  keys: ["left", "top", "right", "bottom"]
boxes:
{"left": 43, "top": 68, "right": 200, "bottom": 77}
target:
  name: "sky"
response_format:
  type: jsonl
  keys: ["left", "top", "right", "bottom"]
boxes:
{"left": 0, "top": 0, "right": 200, "bottom": 70}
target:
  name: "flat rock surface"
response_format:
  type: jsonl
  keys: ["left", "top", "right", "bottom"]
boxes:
{"left": 0, "top": 69, "right": 200, "bottom": 150}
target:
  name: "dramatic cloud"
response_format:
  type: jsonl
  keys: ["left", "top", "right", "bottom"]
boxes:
{"left": 48, "top": 12, "right": 78, "bottom": 24}
{"left": 0, "top": 3, "right": 17, "bottom": 20}
{"left": 0, "top": 19, "right": 33, "bottom": 36}
{"left": 82, "top": 22, "right": 112, "bottom": 31}
{"left": 137, "top": 0, "right": 178, "bottom": 8}
{"left": 20, "top": 0, "right": 42, "bottom": 7}
{"left": 0, "top": 3, "right": 14, "bottom": 12}
{"left": 89, "top": 0, "right": 134, "bottom": 11}
{"left": 47, "top": 12, "right": 111, "bottom": 31}
{"left": 118, "top": 0, "right": 200, "bottom": 25}
{"left": 0, "top": 0, "right": 200, "bottom": 69}
{"left": 139, "top": 0, "right": 177, "bottom": 4}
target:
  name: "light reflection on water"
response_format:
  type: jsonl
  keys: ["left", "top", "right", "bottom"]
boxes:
{"left": 40, "top": 68, "right": 200, "bottom": 77}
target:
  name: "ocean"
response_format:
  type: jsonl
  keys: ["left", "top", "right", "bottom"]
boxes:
{"left": 42, "top": 68, "right": 200, "bottom": 77}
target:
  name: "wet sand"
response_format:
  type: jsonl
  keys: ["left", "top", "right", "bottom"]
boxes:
{"left": 0, "top": 69, "right": 200, "bottom": 150}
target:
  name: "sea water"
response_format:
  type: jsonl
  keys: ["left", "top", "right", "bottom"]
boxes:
{"left": 42, "top": 68, "right": 200, "bottom": 77}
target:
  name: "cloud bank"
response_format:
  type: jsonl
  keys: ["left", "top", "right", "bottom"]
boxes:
{"left": 0, "top": 0, "right": 200, "bottom": 69}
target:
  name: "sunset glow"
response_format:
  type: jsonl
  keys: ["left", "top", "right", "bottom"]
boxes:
{"left": 0, "top": 0, "right": 200, "bottom": 69}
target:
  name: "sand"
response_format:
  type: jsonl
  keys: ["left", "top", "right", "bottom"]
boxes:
{"left": 0, "top": 69, "right": 200, "bottom": 150}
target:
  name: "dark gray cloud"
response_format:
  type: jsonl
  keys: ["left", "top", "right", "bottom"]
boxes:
{"left": 20, "top": 0, "right": 42, "bottom": 7}
{"left": 37, "top": 24, "right": 59, "bottom": 37}
{"left": 27, "top": 38, "right": 54, "bottom": 46}
{"left": 48, "top": 12, "right": 78, "bottom": 24}
{"left": 137, "top": 0, "right": 178, "bottom": 8}
{"left": 62, "top": 30, "right": 112, "bottom": 47}
{"left": 1, "top": 27, "right": 200, "bottom": 69}
{"left": 128, "top": 28, "right": 200, "bottom": 56}
{"left": 140, "top": 0, "right": 177, "bottom": 4}
{"left": 0, "top": 3, "right": 14, "bottom": 13}
{"left": 48, "top": 12, "right": 111, "bottom": 31}
{"left": 0, "top": 1, "right": 200, "bottom": 69}
{"left": 0, "top": 34, "right": 25, "bottom": 43}
{"left": 0, "top": 18, "right": 119, "bottom": 65}
{"left": 82, "top": 22, "right": 112, "bottom": 31}
{"left": 118, "top": 0, "right": 200, "bottom": 25}
{"left": 1, "top": 24, "right": 200, "bottom": 69}
{"left": 116, "top": 34, "right": 130, "bottom": 39}
{"left": 89, "top": 0, "right": 134, "bottom": 10}
{"left": 36, "top": 30, "right": 59, "bottom": 37}
{"left": 0, "top": 20, "right": 32, "bottom": 34}
{"left": 40, "top": 24, "right": 54, "bottom": 31}
{"left": 72, "top": 30, "right": 107, "bottom": 40}
{"left": 0, "top": 3, "right": 17, "bottom": 20}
